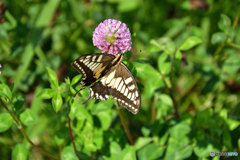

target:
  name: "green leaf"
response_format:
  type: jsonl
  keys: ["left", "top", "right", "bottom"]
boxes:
{"left": 211, "top": 32, "right": 227, "bottom": 44}
{"left": 134, "top": 137, "right": 152, "bottom": 151}
{"left": 227, "top": 27, "right": 235, "bottom": 39}
{"left": 20, "top": 109, "right": 37, "bottom": 125}
{"left": 118, "top": 0, "right": 139, "bottom": 12}
{"left": 12, "top": 93, "right": 26, "bottom": 113}
{"left": 54, "top": 135, "right": 65, "bottom": 146}
{"left": 14, "top": 43, "right": 34, "bottom": 90}
{"left": 145, "top": 78, "right": 164, "bottom": 98}
{"left": 158, "top": 54, "right": 171, "bottom": 76}
{"left": 12, "top": 144, "right": 29, "bottom": 160}
{"left": 173, "top": 50, "right": 182, "bottom": 74}
{"left": 180, "top": 36, "right": 202, "bottom": 51}
{"left": 0, "top": 113, "right": 13, "bottom": 132}
{"left": 238, "top": 139, "right": 240, "bottom": 149}
{"left": 84, "top": 139, "right": 97, "bottom": 151}
{"left": 35, "top": 0, "right": 60, "bottom": 27}
{"left": 91, "top": 99, "right": 113, "bottom": 115}
{"left": 65, "top": 77, "right": 71, "bottom": 85}
{"left": 148, "top": 39, "right": 164, "bottom": 52}
{"left": 52, "top": 92, "right": 63, "bottom": 112}
{"left": 97, "top": 110, "right": 112, "bottom": 130}
{"left": 71, "top": 75, "right": 81, "bottom": 85}
{"left": 69, "top": 99, "right": 78, "bottom": 119}
{"left": 164, "top": 137, "right": 192, "bottom": 160}
{"left": 218, "top": 14, "right": 231, "bottom": 32}
{"left": 0, "top": 83, "right": 12, "bottom": 100}
{"left": 131, "top": 32, "right": 136, "bottom": 45}
{"left": 193, "top": 139, "right": 220, "bottom": 158}
{"left": 37, "top": 88, "right": 57, "bottom": 99}
{"left": 222, "top": 130, "right": 233, "bottom": 150}
{"left": 93, "top": 130, "right": 104, "bottom": 150}
{"left": 61, "top": 146, "right": 78, "bottom": 160}
{"left": 169, "top": 121, "right": 191, "bottom": 140}
{"left": 137, "top": 143, "right": 164, "bottom": 160}
{"left": 46, "top": 67, "right": 59, "bottom": 89}
{"left": 159, "top": 94, "right": 173, "bottom": 107}
{"left": 134, "top": 62, "right": 160, "bottom": 80}
{"left": 110, "top": 141, "right": 122, "bottom": 159}
{"left": 197, "top": 108, "right": 212, "bottom": 127}
{"left": 226, "top": 119, "right": 240, "bottom": 131}
{"left": 165, "top": 42, "right": 176, "bottom": 54}
{"left": 121, "top": 146, "right": 136, "bottom": 160}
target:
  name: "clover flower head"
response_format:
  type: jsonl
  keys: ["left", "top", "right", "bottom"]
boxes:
{"left": 92, "top": 19, "right": 132, "bottom": 55}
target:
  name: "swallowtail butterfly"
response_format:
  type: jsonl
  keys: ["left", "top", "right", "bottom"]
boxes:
{"left": 72, "top": 53, "right": 141, "bottom": 114}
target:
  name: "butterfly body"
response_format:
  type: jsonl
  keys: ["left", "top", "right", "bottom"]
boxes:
{"left": 72, "top": 53, "right": 141, "bottom": 114}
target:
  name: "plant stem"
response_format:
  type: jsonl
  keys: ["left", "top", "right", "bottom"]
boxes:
{"left": 68, "top": 116, "right": 80, "bottom": 160}
{"left": 227, "top": 42, "right": 240, "bottom": 49}
{"left": 0, "top": 98, "right": 58, "bottom": 160}
{"left": 232, "top": 8, "right": 240, "bottom": 29}
{"left": 115, "top": 101, "right": 134, "bottom": 145}
{"left": 68, "top": 99, "right": 80, "bottom": 160}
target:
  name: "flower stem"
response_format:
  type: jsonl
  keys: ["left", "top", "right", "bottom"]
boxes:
{"left": 115, "top": 101, "right": 134, "bottom": 145}
{"left": 0, "top": 98, "right": 58, "bottom": 160}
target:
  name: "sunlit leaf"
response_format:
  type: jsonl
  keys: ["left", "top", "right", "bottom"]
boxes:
{"left": 211, "top": 32, "right": 227, "bottom": 44}
{"left": 20, "top": 109, "right": 37, "bottom": 125}
{"left": 0, "top": 113, "right": 13, "bottom": 132}
{"left": 52, "top": 92, "right": 63, "bottom": 112}
{"left": 37, "top": 88, "right": 57, "bottom": 99}
{"left": 180, "top": 36, "right": 202, "bottom": 51}
{"left": 46, "top": 67, "right": 59, "bottom": 89}
{"left": 12, "top": 144, "right": 29, "bottom": 160}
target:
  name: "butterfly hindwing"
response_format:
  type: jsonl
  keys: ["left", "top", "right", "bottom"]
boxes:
{"left": 87, "top": 62, "right": 141, "bottom": 114}
{"left": 71, "top": 53, "right": 115, "bottom": 86}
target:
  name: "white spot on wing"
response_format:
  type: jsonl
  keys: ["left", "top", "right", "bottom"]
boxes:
{"left": 128, "top": 84, "right": 135, "bottom": 90}
{"left": 101, "top": 77, "right": 107, "bottom": 85}
{"left": 97, "top": 55, "right": 103, "bottom": 62}
{"left": 131, "top": 93, "right": 135, "bottom": 101}
{"left": 125, "top": 77, "right": 133, "bottom": 85}
{"left": 90, "top": 63, "right": 99, "bottom": 71}
{"left": 113, "top": 78, "right": 121, "bottom": 89}
{"left": 106, "top": 71, "right": 116, "bottom": 84}
{"left": 92, "top": 56, "right": 96, "bottom": 61}
{"left": 87, "top": 62, "right": 94, "bottom": 67}
{"left": 127, "top": 93, "right": 132, "bottom": 99}
{"left": 117, "top": 80, "right": 124, "bottom": 91}
{"left": 124, "top": 88, "right": 128, "bottom": 96}
{"left": 83, "top": 59, "right": 89, "bottom": 64}
{"left": 120, "top": 84, "right": 126, "bottom": 94}
{"left": 135, "top": 91, "right": 139, "bottom": 97}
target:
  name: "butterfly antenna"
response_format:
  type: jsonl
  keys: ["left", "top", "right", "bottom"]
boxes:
{"left": 73, "top": 86, "right": 86, "bottom": 97}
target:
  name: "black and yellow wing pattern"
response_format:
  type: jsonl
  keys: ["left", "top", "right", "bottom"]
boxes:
{"left": 72, "top": 53, "right": 141, "bottom": 114}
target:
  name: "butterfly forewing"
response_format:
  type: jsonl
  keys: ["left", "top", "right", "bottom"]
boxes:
{"left": 72, "top": 53, "right": 141, "bottom": 114}
{"left": 71, "top": 53, "right": 115, "bottom": 86}
{"left": 87, "top": 62, "right": 141, "bottom": 114}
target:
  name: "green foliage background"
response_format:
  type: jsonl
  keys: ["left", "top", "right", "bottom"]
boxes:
{"left": 0, "top": 0, "right": 240, "bottom": 159}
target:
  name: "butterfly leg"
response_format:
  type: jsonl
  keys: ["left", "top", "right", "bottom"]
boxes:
{"left": 73, "top": 85, "right": 86, "bottom": 97}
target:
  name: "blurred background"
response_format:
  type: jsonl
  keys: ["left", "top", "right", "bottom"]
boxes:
{"left": 0, "top": 0, "right": 240, "bottom": 159}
